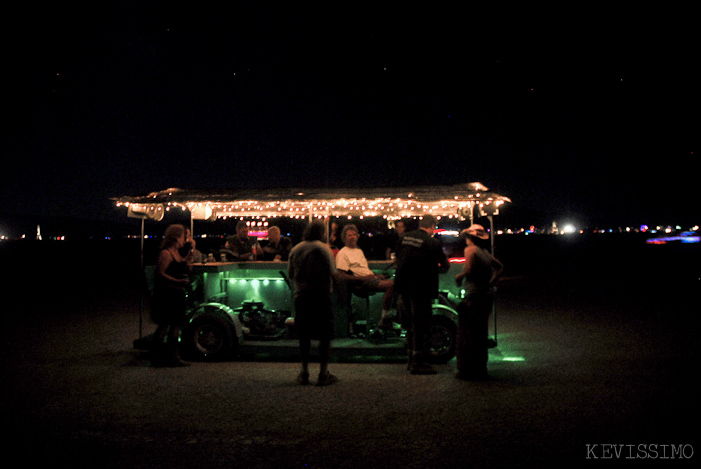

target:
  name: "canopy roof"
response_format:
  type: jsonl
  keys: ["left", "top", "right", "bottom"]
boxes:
{"left": 113, "top": 182, "right": 510, "bottom": 221}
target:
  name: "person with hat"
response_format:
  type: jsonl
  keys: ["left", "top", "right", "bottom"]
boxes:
{"left": 454, "top": 224, "right": 503, "bottom": 380}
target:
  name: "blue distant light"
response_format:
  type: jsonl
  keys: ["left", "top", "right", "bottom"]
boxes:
{"left": 646, "top": 231, "right": 700, "bottom": 245}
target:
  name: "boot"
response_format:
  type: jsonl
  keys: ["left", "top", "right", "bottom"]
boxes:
{"left": 161, "top": 342, "right": 190, "bottom": 367}
{"left": 409, "top": 352, "right": 436, "bottom": 375}
{"left": 150, "top": 340, "right": 167, "bottom": 367}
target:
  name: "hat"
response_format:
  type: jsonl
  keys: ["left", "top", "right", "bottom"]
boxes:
{"left": 465, "top": 224, "right": 489, "bottom": 240}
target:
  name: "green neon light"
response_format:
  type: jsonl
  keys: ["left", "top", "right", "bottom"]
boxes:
{"left": 228, "top": 278, "right": 285, "bottom": 284}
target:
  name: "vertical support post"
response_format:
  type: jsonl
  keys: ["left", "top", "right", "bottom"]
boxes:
{"left": 139, "top": 218, "right": 145, "bottom": 341}
{"left": 487, "top": 214, "right": 497, "bottom": 346}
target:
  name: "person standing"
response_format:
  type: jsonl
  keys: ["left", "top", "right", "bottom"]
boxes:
{"left": 151, "top": 224, "right": 192, "bottom": 367}
{"left": 454, "top": 224, "right": 503, "bottom": 380}
{"left": 385, "top": 219, "right": 406, "bottom": 260}
{"left": 394, "top": 215, "right": 449, "bottom": 374}
{"left": 288, "top": 221, "right": 338, "bottom": 386}
{"left": 328, "top": 221, "right": 344, "bottom": 252}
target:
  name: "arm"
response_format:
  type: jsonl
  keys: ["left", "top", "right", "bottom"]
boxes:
{"left": 252, "top": 241, "right": 262, "bottom": 257}
{"left": 489, "top": 255, "right": 504, "bottom": 286}
{"left": 455, "top": 246, "right": 477, "bottom": 286}
{"left": 277, "top": 238, "right": 293, "bottom": 262}
{"left": 334, "top": 269, "right": 361, "bottom": 282}
{"left": 236, "top": 239, "right": 259, "bottom": 261}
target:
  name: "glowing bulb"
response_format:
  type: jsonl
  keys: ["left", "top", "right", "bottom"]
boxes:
{"left": 562, "top": 224, "right": 576, "bottom": 234}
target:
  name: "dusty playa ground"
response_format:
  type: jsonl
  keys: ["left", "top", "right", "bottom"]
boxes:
{"left": 1, "top": 237, "right": 699, "bottom": 467}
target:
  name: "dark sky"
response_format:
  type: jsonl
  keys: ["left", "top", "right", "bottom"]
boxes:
{"left": 4, "top": 2, "right": 697, "bottom": 229}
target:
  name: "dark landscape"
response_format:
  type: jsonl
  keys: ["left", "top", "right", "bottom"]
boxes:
{"left": 1, "top": 233, "right": 698, "bottom": 467}
{"left": 3, "top": 3, "right": 697, "bottom": 466}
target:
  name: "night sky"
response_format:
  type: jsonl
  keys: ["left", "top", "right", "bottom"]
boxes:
{"left": 4, "top": 3, "right": 697, "bottom": 230}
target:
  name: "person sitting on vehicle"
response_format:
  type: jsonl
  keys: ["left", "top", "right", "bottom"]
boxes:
{"left": 262, "top": 226, "right": 293, "bottom": 261}
{"left": 220, "top": 221, "right": 262, "bottom": 261}
{"left": 335, "top": 224, "right": 395, "bottom": 329}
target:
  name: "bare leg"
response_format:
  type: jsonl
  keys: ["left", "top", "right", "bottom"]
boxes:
{"left": 378, "top": 280, "right": 394, "bottom": 312}
{"left": 319, "top": 339, "right": 331, "bottom": 375}
{"left": 297, "top": 337, "right": 312, "bottom": 384}
{"left": 315, "top": 339, "right": 337, "bottom": 386}
{"left": 300, "top": 337, "right": 311, "bottom": 374}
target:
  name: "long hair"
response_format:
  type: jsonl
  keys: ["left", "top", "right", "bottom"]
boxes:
{"left": 161, "top": 224, "right": 186, "bottom": 249}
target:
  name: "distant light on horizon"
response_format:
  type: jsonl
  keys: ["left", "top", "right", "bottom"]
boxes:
{"left": 562, "top": 224, "right": 577, "bottom": 234}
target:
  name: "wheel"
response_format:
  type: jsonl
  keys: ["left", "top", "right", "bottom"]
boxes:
{"left": 182, "top": 314, "right": 235, "bottom": 361}
{"left": 424, "top": 313, "right": 457, "bottom": 364}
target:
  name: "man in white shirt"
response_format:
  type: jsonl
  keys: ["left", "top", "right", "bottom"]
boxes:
{"left": 335, "top": 224, "right": 395, "bottom": 328}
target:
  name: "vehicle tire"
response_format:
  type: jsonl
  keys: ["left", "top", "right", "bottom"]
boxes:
{"left": 424, "top": 313, "right": 457, "bottom": 364}
{"left": 182, "top": 314, "right": 235, "bottom": 362}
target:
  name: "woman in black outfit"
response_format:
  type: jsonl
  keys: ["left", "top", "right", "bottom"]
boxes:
{"left": 151, "top": 224, "right": 191, "bottom": 367}
{"left": 454, "top": 224, "right": 503, "bottom": 379}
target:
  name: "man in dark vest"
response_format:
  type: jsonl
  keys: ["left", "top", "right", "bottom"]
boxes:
{"left": 394, "top": 215, "right": 449, "bottom": 374}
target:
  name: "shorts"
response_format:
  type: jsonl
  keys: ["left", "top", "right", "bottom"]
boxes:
{"left": 294, "top": 292, "right": 334, "bottom": 341}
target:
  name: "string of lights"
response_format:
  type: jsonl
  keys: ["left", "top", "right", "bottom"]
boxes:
{"left": 113, "top": 182, "right": 511, "bottom": 223}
